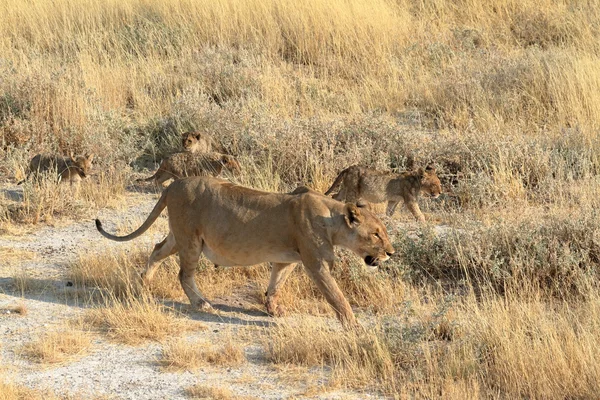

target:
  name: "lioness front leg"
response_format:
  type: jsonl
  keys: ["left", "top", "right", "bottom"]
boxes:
{"left": 302, "top": 258, "right": 356, "bottom": 327}
{"left": 265, "top": 262, "right": 297, "bottom": 317}
{"left": 178, "top": 246, "right": 212, "bottom": 310}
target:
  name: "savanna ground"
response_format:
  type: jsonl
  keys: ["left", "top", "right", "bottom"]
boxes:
{"left": 2, "top": 0, "right": 600, "bottom": 398}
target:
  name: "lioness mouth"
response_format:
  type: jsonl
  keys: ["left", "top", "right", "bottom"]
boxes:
{"left": 364, "top": 256, "right": 379, "bottom": 267}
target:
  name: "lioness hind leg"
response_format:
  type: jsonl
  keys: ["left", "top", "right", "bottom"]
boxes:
{"left": 178, "top": 246, "right": 212, "bottom": 310}
{"left": 303, "top": 259, "right": 356, "bottom": 327}
{"left": 265, "top": 263, "right": 297, "bottom": 317}
{"left": 142, "top": 233, "right": 179, "bottom": 284}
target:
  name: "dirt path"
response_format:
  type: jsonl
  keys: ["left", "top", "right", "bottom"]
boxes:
{"left": 0, "top": 186, "right": 384, "bottom": 399}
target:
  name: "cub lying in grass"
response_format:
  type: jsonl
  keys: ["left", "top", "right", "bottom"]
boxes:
{"left": 137, "top": 152, "right": 241, "bottom": 186}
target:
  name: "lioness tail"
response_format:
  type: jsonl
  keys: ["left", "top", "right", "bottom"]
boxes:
{"left": 96, "top": 186, "right": 169, "bottom": 242}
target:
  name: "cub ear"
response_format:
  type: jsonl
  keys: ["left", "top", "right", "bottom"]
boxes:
{"left": 356, "top": 199, "right": 368, "bottom": 208}
{"left": 425, "top": 164, "right": 436, "bottom": 173}
{"left": 70, "top": 152, "right": 76, "bottom": 162}
{"left": 344, "top": 203, "right": 363, "bottom": 227}
{"left": 86, "top": 153, "right": 95, "bottom": 162}
{"left": 194, "top": 132, "right": 202, "bottom": 140}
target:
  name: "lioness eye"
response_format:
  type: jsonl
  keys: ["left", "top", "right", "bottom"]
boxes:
{"left": 373, "top": 233, "right": 380, "bottom": 239}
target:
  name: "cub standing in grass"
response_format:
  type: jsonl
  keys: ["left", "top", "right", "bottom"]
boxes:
{"left": 325, "top": 165, "right": 442, "bottom": 222}
{"left": 137, "top": 152, "right": 241, "bottom": 186}
{"left": 18, "top": 153, "right": 94, "bottom": 186}
{"left": 96, "top": 176, "right": 394, "bottom": 327}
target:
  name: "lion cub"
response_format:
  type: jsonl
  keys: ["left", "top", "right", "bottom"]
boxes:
{"left": 325, "top": 165, "right": 442, "bottom": 222}
{"left": 137, "top": 152, "right": 241, "bottom": 186}
{"left": 19, "top": 153, "right": 94, "bottom": 185}
{"left": 181, "top": 130, "right": 223, "bottom": 153}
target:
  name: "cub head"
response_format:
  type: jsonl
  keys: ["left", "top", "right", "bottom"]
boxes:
{"left": 342, "top": 203, "right": 395, "bottom": 268}
{"left": 70, "top": 153, "right": 94, "bottom": 178}
{"left": 182, "top": 130, "right": 213, "bottom": 153}
{"left": 220, "top": 154, "right": 241, "bottom": 175}
{"left": 417, "top": 165, "right": 442, "bottom": 198}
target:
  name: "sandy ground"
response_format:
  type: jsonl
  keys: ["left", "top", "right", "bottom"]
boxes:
{"left": 0, "top": 183, "right": 391, "bottom": 399}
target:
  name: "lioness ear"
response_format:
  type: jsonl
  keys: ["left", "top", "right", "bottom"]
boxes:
{"left": 70, "top": 152, "right": 76, "bottom": 162}
{"left": 344, "top": 203, "right": 363, "bottom": 227}
{"left": 86, "top": 153, "right": 95, "bottom": 162}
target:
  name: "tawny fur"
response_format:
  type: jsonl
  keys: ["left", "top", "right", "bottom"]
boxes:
{"left": 19, "top": 153, "right": 94, "bottom": 185}
{"left": 137, "top": 152, "right": 241, "bottom": 186}
{"left": 181, "top": 130, "right": 224, "bottom": 153}
{"left": 96, "top": 177, "right": 394, "bottom": 327}
{"left": 325, "top": 165, "right": 442, "bottom": 222}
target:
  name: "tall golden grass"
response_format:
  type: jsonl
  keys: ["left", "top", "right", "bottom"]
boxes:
{"left": 1, "top": 0, "right": 599, "bottom": 156}
{"left": 2, "top": 0, "right": 600, "bottom": 398}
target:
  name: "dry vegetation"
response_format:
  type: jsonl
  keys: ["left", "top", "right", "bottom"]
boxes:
{"left": 185, "top": 385, "right": 250, "bottom": 400}
{"left": 1, "top": 0, "right": 600, "bottom": 398}
{"left": 69, "top": 248, "right": 206, "bottom": 344}
{"left": 160, "top": 337, "right": 246, "bottom": 371}
{"left": 20, "top": 327, "right": 92, "bottom": 365}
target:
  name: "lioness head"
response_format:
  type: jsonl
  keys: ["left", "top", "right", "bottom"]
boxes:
{"left": 343, "top": 203, "right": 394, "bottom": 268}
{"left": 182, "top": 130, "right": 213, "bottom": 153}
{"left": 70, "top": 153, "right": 94, "bottom": 178}
{"left": 418, "top": 165, "right": 442, "bottom": 198}
{"left": 220, "top": 155, "right": 242, "bottom": 175}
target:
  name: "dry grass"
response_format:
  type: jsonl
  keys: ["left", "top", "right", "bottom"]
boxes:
{"left": 160, "top": 336, "right": 246, "bottom": 371}
{"left": 0, "top": 247, "right": 36, "bottom": 264}
{"left": 11, "top": 271, "right": 51, "bottom": 295}
{"left": 84, "top": 295, "right": 205, "bottom": 345}
{"left": 20, "top": 327, "right": 92, "bottom": 365}
{"left": 0, "top": 382, "right": 61, "bottom": 400}
{"left": 2, "top": 0, "right": 600, "bottom": 397}
{"left": 263, "top": 288, "right": 600, "bottom": 399}
{"left": 0, "top": 302, "right": 28, "bottom": 316}
{"left": 69, "top": 248, "right": 206, "bottom": 344}
{"left": 184, "top": 385, "right": 234, "bottom": 400}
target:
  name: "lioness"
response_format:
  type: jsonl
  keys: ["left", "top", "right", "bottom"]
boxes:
{"left": 96, "top": 176, "right": 394, "bottom": 326}
{"left": 182, "top": 130, "right": 223, "bottom": 153}
{"left": 325, "top": 165, "right": 442, "bottom": 222}
{"left": 18, "top": 153, "right": 94, "bottom": 185}
{"left": 137, "top": 152, "right": 241, "bottom": 186}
